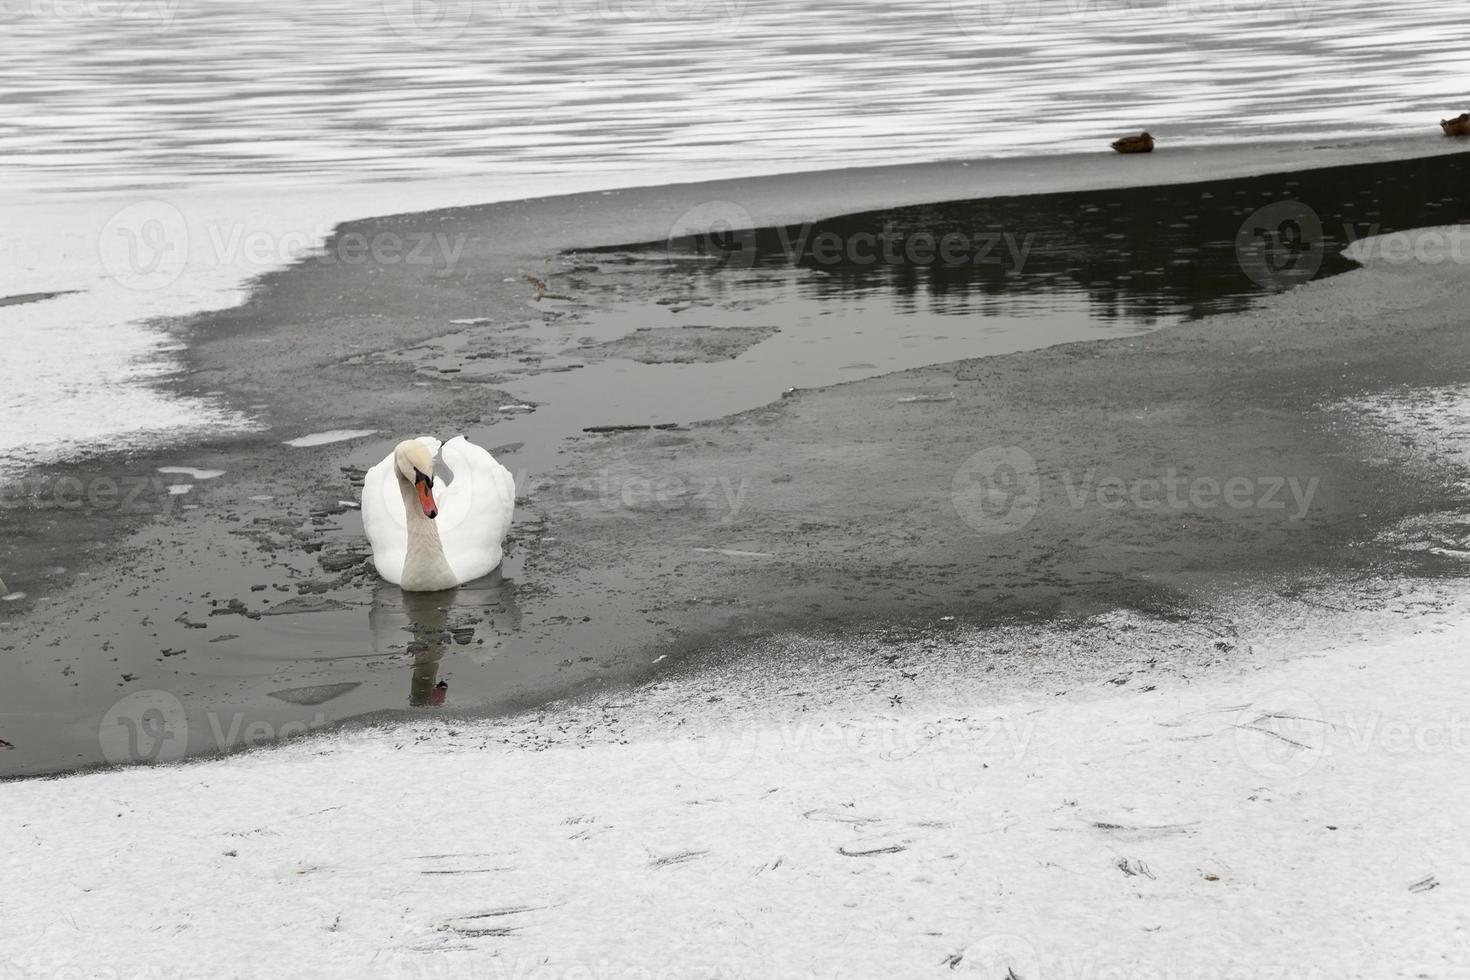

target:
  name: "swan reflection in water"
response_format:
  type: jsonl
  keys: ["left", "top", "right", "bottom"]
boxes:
{"left": 367, "top": 568, "right": 522, "bottom": 707}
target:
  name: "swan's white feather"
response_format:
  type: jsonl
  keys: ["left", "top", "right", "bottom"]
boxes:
{"left": 360, "top": 435, "right": 514, "bottom": 589}
{"left": 361, "top": 453, "right": 407, "bottom": 585}
{"left": 435, "top": 435, "right": 515, "bottom": 584}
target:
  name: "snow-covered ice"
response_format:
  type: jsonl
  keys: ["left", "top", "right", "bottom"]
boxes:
{"left": 4, "top": 595, "right": 1467, "bottom": 979}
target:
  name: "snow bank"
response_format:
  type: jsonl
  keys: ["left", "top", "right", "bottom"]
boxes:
{"left": 4, "top": 602, "right": 1467, "bottom": 979}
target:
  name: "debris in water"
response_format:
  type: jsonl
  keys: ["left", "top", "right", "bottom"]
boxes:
{"left": 582, "top": 422, "right": 680, "bottom": 433}
{"left": 209, "top": 598, "right": 261, "bottom": 620}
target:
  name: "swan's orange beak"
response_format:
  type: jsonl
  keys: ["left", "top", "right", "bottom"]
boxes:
{"left": 415, "top": 473, "right": 438, "bottom": 519}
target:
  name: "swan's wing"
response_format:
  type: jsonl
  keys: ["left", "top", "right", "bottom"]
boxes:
{"left": 434, "top": 435, "right": 515, "bottom": 584}
{"left": 361, "top": 447, "right": 407, "bottom": 585}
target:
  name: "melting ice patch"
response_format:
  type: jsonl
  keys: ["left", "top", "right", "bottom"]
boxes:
{"left": 157, "top": 467, "right": 226, "bottom": 480}
{"left": 283, "top": 430, "right": 379, "bottom": 449}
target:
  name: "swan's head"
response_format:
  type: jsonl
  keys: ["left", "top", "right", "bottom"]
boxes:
{"left": 394, "top": 439, "right": 438, "bottom": 519}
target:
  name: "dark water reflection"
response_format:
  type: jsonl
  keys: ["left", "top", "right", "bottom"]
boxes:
{"left": 598, "top": 152, "right": 1470, "bottom": 322}
{"left": 368, "top": 572, "right": 523, "bottom": 708}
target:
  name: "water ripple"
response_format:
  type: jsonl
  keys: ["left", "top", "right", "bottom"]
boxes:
{"left": 3, "top": 0, "right": 1463, "bottom": 195}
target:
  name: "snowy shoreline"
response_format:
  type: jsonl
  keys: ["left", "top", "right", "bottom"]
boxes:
{"left": 5, "top": 576, "right": 1468, "bottom": 979}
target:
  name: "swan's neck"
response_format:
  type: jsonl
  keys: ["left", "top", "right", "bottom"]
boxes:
{"left": 398, "top": 475, "right": 459, "bottom": 591}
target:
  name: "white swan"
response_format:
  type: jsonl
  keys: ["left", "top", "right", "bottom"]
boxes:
{"left": 361, "top": 436, "right": 515, "bottom": 591}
